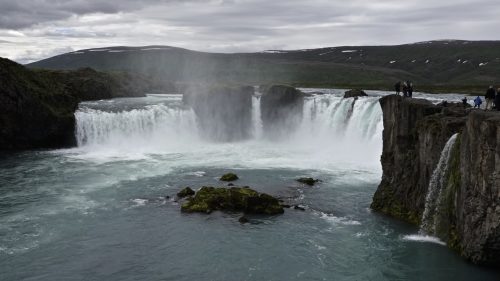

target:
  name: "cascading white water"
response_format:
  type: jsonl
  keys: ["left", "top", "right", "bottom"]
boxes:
{"left": 75, "top": 102, "right": 198, "bottom": 149}
{"left": 251, "top": 95, "right": 263, "bottom": 139}
{"left": 420, "top": 133, "right": 459, "bottom": 234}
{"left": 74, "top": 94, "right": 383, "bottom": 164}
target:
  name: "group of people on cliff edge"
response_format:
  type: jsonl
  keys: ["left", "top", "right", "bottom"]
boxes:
{"left": 466, "top": 86, "right": 500, "bottom": 111}
{"left": 394, "top": 81, "right": 414, "bottom": 97}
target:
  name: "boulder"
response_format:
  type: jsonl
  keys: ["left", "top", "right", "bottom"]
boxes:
{"left": 296, "top": 177, "right": 320, "bottom": 186}
{"left": 177, "top": 187, "right": 195, "bottom": 198}
{"left": 238, "top": 216, "right": 249, "bottom": 224}
{"left": 220, "top": 173, "right": 239, "bottom": 182}
{"left": 182, "top": 84, "right": 254, "bottom": 141}
{"left": 260, "top": 85, "right": 304, "bottom": 138}
{"left": 181, "top": 186, "right": 284, "bottom": 215}
{"left": 344, "top": 89, "right": 368, "bottom": 98}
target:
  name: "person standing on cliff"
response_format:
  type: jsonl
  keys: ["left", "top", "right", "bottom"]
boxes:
{"left": 402, "top": 82, "right": 408, "bottom": 97}
{"left": 394, "top": 81, "right": 401, "bottom": 96}
{"left": 474, "top": 96, "right": 482, "bottom": 108}
{"left": 485, "top": 86, "right": 496, "bottom": 110}
{"left": 407, "top": 81, "right": 414, "bottom": 98}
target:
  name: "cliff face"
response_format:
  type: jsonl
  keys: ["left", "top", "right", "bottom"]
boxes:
{"left": 0, "top": 58, "right": 78, "bottom": 150}
{"left": 371, "top": 95, "right": 500, "bottom": 266}
{"left": 183, "top": 85, "right": 254, "bottom": 141}
{"left": 457, "top": 111, "right": 500, "bottom": 265}
{"left": 260, "top": 85, "right": 304, "bottom": 138}
{"left": 0, "top": 58, "right": 151, "bottom": 150}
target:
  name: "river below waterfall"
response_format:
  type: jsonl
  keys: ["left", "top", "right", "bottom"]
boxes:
{"left": 1, "top": 89, "right": 498, "bottom": 280}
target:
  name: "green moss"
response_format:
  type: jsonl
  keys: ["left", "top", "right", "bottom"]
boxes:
{"left": 220, "top": 173, "right": 239, "bottom": 182}
{"left": 371, "top": 182, "right": 421, "bottom": 225}
{"left": 180, "top": 186, "right": 284, "bottom": 215}
{"left": 177, "top": 187, "right": 195, "bottom": 198}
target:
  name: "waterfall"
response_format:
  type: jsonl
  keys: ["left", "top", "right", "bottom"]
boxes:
{"left": 251, "top": 95, "right": 263, "bottom": 139}
{"left": 75, "top": 102, "right": 198, "bottom": 148}
{"left": 74, "top": 94, "right": 383, "bottom": 160}
{"left": 420, "top": 133, "right": 459, "bottom": 234}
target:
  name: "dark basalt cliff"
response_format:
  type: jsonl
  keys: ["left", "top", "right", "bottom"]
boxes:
{"left": 371, "top": 95, "right": 500, "bottom": 266}
{"left": 183, "top": 85, "right": 254, "bottom": 142}
{"left": 260, "top": 85, "right": 304, "bottom": 138}
{"left": 0, "top": 58, "right": 150, "bottom": 150}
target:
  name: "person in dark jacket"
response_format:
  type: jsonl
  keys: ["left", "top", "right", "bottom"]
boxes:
{"left": 485, "top": 86, "right": 496, "bottom": 110}
{"left": 394, "top": 81, "right": 401, "bottom": 96}
{"left": 402, "top": 82, "right": 408, "bottom": 97}
{"left": 496, "top": 88, "right": 500, "bottom": 111}
{"left": 462, "top": 97, "right": 468, "bottom": 106}
{"left": 407, "top": 81, "right": 413, "bottom": 98}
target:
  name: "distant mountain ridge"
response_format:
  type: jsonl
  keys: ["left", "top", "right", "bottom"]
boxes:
{"left": 28, "top": 40, "right": 500, "bottom": 93}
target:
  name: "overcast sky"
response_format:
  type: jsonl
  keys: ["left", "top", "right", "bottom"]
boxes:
{"left": 1, "top": 0, "right": 499, "bottom": 63}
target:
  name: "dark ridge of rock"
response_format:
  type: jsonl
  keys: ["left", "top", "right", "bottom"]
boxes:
{"left": 0, "top": 58, "right": 78, "bottom": 150}
{"left": 296, "top": 177, "right": 320, "bottom": 186}
{"left": 182, "top": 85, "right": 254, "bottom": 142}
{"left": 260, "top": 85, "right": 304, "bottom": 138}
{"left": 177, "top": 187, "right": 195, "bottom": 198}
{"left": 344, "top": 89, "right": 368, "bottom": 98}
{"left": 44, "top": 67, "right": 151, "bottom": 101}
{"left": 457, "top": 110, "right": 500, "bottom": 265}
{"left": 371, "top": 94, "right": 500, "bottom": 266}
{"left": 220, "top": 173, "right": 239, "bottom": 182}
{"left": 0, "top": 57, "right": 157, "bottom": 151}
{"left": 180, "top": 186, "right": 284, "bottom": 215}
{"left": 371, "top": 95, "right": 464, "bottom": 225}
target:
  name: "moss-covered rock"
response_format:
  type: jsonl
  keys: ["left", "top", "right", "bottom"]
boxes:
{"left": 177, "top": 187, "right": 195, "bottom": 198}
{"left": 296, "top": 177, "right": 320, "bottom": 186}
{"left": 220, "top": 173, "right": 239, "bottom": 182}
{"left": 180, "top": 186, "right": 284, "bottom": 215}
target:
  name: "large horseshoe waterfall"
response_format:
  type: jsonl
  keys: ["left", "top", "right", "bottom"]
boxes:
{"left": 74, "top": 93, "right": 383, "bottom": 168}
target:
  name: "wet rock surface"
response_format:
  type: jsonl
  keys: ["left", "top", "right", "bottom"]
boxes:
{"left": 180, "top": 186, "right": 284, "bottom": 215}
{"left": 344, "top": 89, "right": 368, "bottom": 98}
{"left": 182, "top": 85, "right": 254, "bottom": 141}
{"left": 371, "top": 95, "right": 500, "bottom": 266}
{"left": 260, "top": 85, "right": 304, "bottom": 138}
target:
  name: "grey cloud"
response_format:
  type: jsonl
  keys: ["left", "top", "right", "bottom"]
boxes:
{"left": 1, "top": 0, "right": 500, "bottom": 63}
{"left": 0, "top": 0, "right": 200, "bottom": 29}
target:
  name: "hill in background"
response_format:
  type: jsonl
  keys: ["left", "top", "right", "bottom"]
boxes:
{"left": 27, "top": 40, "right": 500, "bottom": 94}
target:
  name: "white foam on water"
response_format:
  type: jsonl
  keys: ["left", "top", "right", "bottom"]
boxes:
{"left": 318, "top": 211, "right": 362, "bottom": 226}
{"left": 130, "top": 199, "right": 148, "bottom": 206}
{"left": 187, "top": 171, "right": 206, "bottom": 177}
{"left": 401, "top": 234, "right": 446, "bottom": 246}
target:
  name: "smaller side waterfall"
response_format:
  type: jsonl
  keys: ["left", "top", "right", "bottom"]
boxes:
{"left": 251, "top": 95, "right": 263, "bottom": 138}
{"left": 420, "top": 133, "right": 459, "bottom": 234}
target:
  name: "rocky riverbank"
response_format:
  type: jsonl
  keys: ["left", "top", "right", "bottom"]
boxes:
{"left": 371, "top": 95, "right": 500, "bottom": 266}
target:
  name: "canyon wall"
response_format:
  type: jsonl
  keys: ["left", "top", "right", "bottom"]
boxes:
{"left": 371, "top": 95, "right": 500, "bottom": 266}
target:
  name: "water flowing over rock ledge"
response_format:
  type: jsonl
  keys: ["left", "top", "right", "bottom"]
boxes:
{"left": 371, "top": 95, "right": 500, "bottom": 266}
